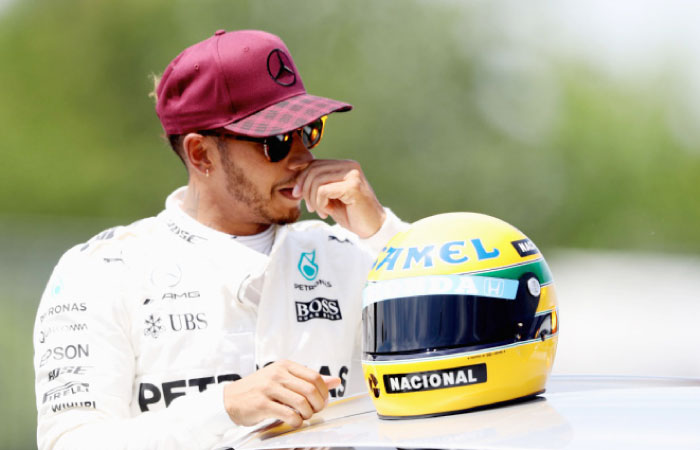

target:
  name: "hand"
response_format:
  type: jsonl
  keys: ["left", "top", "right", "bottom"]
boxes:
{"left": 293, "top": 159, "right": 386, "bottom": 238}
{"left": 223, "top": 360, "right": 341, "bottom": 428}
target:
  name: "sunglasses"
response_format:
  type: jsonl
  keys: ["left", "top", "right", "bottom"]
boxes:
{"left": 201, "top": 116, "right": 326, "bottom": 163}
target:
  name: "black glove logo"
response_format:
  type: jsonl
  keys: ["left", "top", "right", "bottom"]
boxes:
{"left": 368, "top": 373, "right": 380, "bottom": 398}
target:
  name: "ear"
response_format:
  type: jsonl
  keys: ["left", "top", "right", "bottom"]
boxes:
{"left": 182, "top": 133, "right": 213, "bottom": 176}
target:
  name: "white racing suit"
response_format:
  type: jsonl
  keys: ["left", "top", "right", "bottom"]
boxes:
{"left": 34, "top": 187, "right": 406, "bottom": 450}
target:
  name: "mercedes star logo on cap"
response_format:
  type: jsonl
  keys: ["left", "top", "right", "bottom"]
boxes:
{"left": 267, "top": 49, "right": 296, "bottom": 87}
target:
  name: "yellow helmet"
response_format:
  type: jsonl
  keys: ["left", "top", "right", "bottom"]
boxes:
{"left": 362, "top": 212, "right": 558, "bottom": 418}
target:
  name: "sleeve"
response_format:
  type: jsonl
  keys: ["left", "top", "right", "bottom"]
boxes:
{"left": 34, "top": 246, "right": 234, "bottom": 450}
{"left": 359, "top": 207, "right": 410, "bottom": 255}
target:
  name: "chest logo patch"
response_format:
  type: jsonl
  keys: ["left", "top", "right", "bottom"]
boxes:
{"left": 144, "top": 314, "right": 163, "bottom": 339}
{"left": 295, "top": 297, "right": 342, "bottom": 322}
{"left": 298, "top": 250, "right": 319, "bottom": 281}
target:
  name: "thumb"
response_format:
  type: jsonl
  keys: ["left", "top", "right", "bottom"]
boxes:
{"left": 322, "top": 375, "right": 342, "bottom": 389}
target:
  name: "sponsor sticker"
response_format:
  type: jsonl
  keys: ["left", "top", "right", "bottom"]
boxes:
{"left": 161, "top": 291, "right": 200, "bottom": 300}
{"left": 168, "top": 312, "right": 208, "bottom": 332}
{"left": 166, "top": 221, "right": 206, "bottom": 244}
{"left": 368, "top": 374, "right": 380, "bottom": 398}
{"left": 40, "top": 344, "right": 90, "bottom": 367}
{"left": 511, "top": 238, "right": 539, "bottom": 257}
{"left": 295, "top": 298, "right": 342, "bottom": 322}
{"left": 363, "top": 274, "right": 518, "bottom": 308}
{"left": 39, "top": 323, "right": 88, "bottom": 344}
{"left": 144, "top": 314, "right": 163, "bottom": 339}
{"left": 39, "top": 302, "right": 87, "bottom": 323}
{"left": 373, "top": 239, "right": 501, "bottom": 272}
{"left": 96, "top": 229, "right": 115, "bottom": 240}
{"left": 138, "top": 373, "right": 242, "bottom": 411}
{"left": 49, "top": 276, "right": 64, "bottom": 299}
{"left": 51, "top": 400, "right": 96, "bottom": 413}
{"left": 42, "top": 381, "right": 90, "bottom": 403}
{"left": 144, "top": 291, "right": 201, "bottom": 305}
{"left": 294, "top": 279, "right": 332, "bottom": 291}
{"left": 80, "top": 228, "right": 116, "bottom": 251}
{"left": 328, "top": 235, "right": 353, "bottom": 245}
{"left": 298, "top": 250, "right": 319, "bottom": 281}
{"left": 383, "top": 363, "right": 487, "bottom": 394}
{"left": 143, "top": 312, "right": 208, "bottom": 338}
{"left": 48, "top": 365, "right": 89, "bottom": 381}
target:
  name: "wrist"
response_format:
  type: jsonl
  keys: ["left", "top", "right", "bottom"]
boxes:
{"left": 360, "top": 204, "right": 386, "bottom": 239}
{"left": 360, "top": 207, "right": 409, "bottom": 250}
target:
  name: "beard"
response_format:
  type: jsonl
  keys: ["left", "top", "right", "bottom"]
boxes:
{"left": 218, "top": 142, "right": 301, "bottom": 225}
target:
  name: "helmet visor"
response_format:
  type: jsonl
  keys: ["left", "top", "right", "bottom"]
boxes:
{"left": 362, "top": 274, "right": 551, "bottom": 360}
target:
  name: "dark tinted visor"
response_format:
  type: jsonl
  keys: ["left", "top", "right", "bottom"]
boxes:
{"left": 362, "top": 274, "right": 551, "bottom": 360}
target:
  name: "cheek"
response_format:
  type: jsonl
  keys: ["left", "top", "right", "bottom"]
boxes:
{"left": 221, "top": 146, "right": 289, "bottom": 198}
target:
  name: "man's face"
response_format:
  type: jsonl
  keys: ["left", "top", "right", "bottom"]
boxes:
{"left": 213, "top": 134, "right": 313, "bottom": 227}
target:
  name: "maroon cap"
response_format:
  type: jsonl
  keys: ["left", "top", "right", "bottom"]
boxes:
{"left": 156, "top": 29, "right": 352, "bottom": 137}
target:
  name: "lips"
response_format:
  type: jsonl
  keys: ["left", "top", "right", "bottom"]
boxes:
{"left": 277, "top": 187, "right": 300, "bottom": 200}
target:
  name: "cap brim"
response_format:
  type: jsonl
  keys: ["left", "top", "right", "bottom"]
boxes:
{"left": 223, "top": 93, "right": 352, "bottom": 137}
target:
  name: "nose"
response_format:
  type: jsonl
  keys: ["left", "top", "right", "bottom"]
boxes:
{"left": 286, "top": 134, "right": 314, "bottom": 171}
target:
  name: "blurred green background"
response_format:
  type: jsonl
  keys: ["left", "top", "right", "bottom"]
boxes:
{"left": 2, "top": 0, "right": 699, "bottom": 447}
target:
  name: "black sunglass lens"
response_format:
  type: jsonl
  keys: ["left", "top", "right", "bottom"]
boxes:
{"left": 265, "top": 134, "right": 293, "bottom": 162}
{"left": 302, "top": 118, "right": 324, "bottom": 149}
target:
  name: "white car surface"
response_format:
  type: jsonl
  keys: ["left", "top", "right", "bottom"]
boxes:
{"left": 222, "top": 375, "right": 700, "bottom": 450}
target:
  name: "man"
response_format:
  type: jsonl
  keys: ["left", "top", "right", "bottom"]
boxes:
{"left": 34, "top": 29, "right": 406, "bottom": 449}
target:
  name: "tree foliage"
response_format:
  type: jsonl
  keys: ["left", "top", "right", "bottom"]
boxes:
{"left": 2, "top": 0, "right": 699, "bottom": 252}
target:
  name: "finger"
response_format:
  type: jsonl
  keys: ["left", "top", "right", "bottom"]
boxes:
{"left": 269, "top": 384, "right": 315, "bottom": 420}
{"left": 316, "top": 181, "right": 357, "bottom": 216}
{"left": 315, "top": 170, "right": 365, "bottom": 219}
{"left": 315, "top": 190, "right": 339, "bottom": 221}
{"left": 325, "top": 200, "right": 349, "bottom": 229}
{"left": 281, "top": 375, "right": 327, "bottom": 413}
{"left": 294, "top": 160, "right": 331, "bottom": 207}
{"left": 322, "top": 375, "right": 341, "bottom": 390}
{"left": 315, "top": 187, "right": 331, "bottom": 220}
{"left": 302, "top": 167, "right": 346, "bottom": 214}
{"left": 286, "top": 363, "right": 330, "bottom": 401}
{"left": 293, "top": 161, "right": 317, "bottom": 199}
{"left": 295, "top": 159, "right": 345, "bottom": 193}
{"left": 297, "top": 160, "right": 358, "bottom": 213}
{"left": 267, "top": 400, "right": 305, "bottom": 428}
